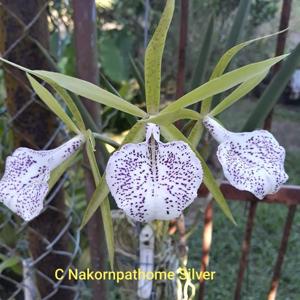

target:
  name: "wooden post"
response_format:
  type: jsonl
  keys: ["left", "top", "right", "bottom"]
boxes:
{"left": 198, "top": 202, "right": 213, "bottom": 300}
{"left": 234, "top": 201, "right": 258, "bottom": 300}
{"left": 176, "top": 0, "right": 189, "bottom": 99}
{"left": 72, "top": 1, "right": 107, "bottom": 299}
{"left": 267, "top": 205, "right": 297, "bottom": 300}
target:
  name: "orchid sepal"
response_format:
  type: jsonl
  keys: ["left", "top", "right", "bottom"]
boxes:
{"left": 203, "top": 116, "right": 288, "bottom": 199}
{"left": 0, "top": 135, "right": 85, "bottom": 221}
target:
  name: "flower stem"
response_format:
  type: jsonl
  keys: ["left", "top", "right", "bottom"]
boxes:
{"left": 92, "top": 132, "right": 120, "bottom": 149}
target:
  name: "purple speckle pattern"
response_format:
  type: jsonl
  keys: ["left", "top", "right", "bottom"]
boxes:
{"left": 106, "top": 123, "right": 203, "bottom": 222}
{"left": 203, "top": 116, "right": 288, "bottom": 199}
{"left": 0, "top": 135, "right": 84, "bottom": 221}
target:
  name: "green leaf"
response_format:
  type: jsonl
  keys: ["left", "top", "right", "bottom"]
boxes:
{"left": 243, "top": 42, "right": 300, "bottom": 131}
{"left": 129, "top": 55, "right": 145, "bottom": 100}
{"left": 163, "top": 54, "right": 288, "bottom": 114}
{"left": 31, "top": 70, "right": 147, "bottom": 118}
{"left": 0, "top": 256, "right": 20, "bottom": 274}
{"left": 0, "top": 57, "right": 31, "bottom": 72}
{"left": 201, "top": 29, "right": 288, "bottom": 114}
{"left": 191, "top": 15, "right": 215, "bottom": 90}
{"left": 187, "top": 30, "right": 287, "bottom": 149}
{"left": 188, "top": 120, "right": 204, "bottom": 149}
{"left": 48, "top": 150, "right": 80, "bottom": 191}
{"left": 160, "top": 124, "right": 236, "bottom": 224}
{"left": 26, "top": 74, "right": 80, "bottom": 134}
{"left": 80, "top": 172, "right": 109, "bottom": 228}
{"left": 0, "top": 58, "right": 146, "bottom": 118}
{"left": 100, "top": 73, "right": 122, "bottom": 97}
{"left": 210, "top": 70, "right": 268, "bottom": 116}
{"left": 142, "top": 109, "right": 202, "bottom": 125}
{"left": 122, "top": 122, "right": 145, "bottom": 145}
{"left": 51, "top": 83, "right": 86, "bottom": 131}
{"left": 85, "top": 133, "right": 114, "bottom": 270}
{"left": 144, "top": 0, "right": 175, "bottom": 114}
{"left": 225, "top": 0, "right": 251, "bottom": 50}
{"left": 99, "top": 29, "right": 133, "bottom": 82}
{"left": 81, "top": 122, "right": 145, "bottom": 229}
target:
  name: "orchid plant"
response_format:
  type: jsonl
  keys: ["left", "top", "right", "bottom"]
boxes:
{"left": 0, "top": 0, "right": 289, "bottom": 269}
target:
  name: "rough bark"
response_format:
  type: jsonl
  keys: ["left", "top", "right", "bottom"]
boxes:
{"left": 0, "top": 1, "right": 73, "bottom": 298}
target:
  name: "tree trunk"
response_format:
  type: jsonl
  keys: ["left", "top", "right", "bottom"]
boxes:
{"left": 0, "top": 1, "right": 74, "bottom": 298}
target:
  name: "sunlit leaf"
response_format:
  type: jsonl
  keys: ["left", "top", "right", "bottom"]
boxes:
{"left": 27, "top": 74, "right": 80, "bottom": 134}
{"left": 144, "top": 0, "right": 175, "bottom": 113}
{"left": 51, "top": 83, "right": 86, "bottom": 131}
{"left": 0, "top": 58, "right": 147, "bottom": 118}
{"left": 163, "top": 54, "right": 288, "bottom": 114}
{"left": 32, "top": 70, "right": 147, "bottom": 118}
{"left": 188, "top": 119, "right": 204, "bottom": 149}
{"left": 201, "top": 29, "right": 288, "bottom": 114}
{"left": 142, "top": 109, "right": 202, "bottom": 125}
{"left": 85, "top": 132, "right": 114, "bottom": 270}
{"left": 210, "top": 71, "right": 268, "bottom": 116}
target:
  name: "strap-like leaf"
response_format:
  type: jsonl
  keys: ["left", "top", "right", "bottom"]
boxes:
{"left": 0, "top": 58, "right": 147, "bottom": 118}
{"left": 191, "top": 15, "right": 215, "bottom": 90}
{"left": 163, "top": 54, "right": 288, "bottom": 114}
{"left": 144, "top": 0, "right": 175, "bottom": 114}
{"left": 160, "top": 124, "right": 236, "bottom": 224}
{"left": 210, "top": 70, "right": 268, "bottom": 116}
{"left": 129, "top": 55, "right": 145, "bottom": 100}
{"left": 201, "top": 29, "right": 288, "bottom": 115}
{"left": 32, "top": 70, "right": 147, "bottom": 118}
{"left": 188, "top": 119, "right": 204, "bottom": 149}
{"left": 243, "top": 42, "right": 300, "bottom": 131}
{"left": 142, "top": 109, "right": 202, "bottom": 125}
{"left": 187, "top": 30, "right": 289, "bottom": 148}
{"left": 85, "top": 134, "right": 114, "bottom": 270}
{"left": 51, "top": 83, "right": 86, "bottom": 131}
{"left": 225, "top": 0, "right": 251, "bottom": 50}
{"left": 27, "top": 74, "right": 80, "bottom": 134}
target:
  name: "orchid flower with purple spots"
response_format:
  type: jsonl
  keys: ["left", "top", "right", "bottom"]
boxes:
{"left": 0, "top": 135, "right": 85, "bottom": 221}
{"left": 203, "top": 116, "right": 288, "bottom": 199}
{"left": 106, "top": 123, "right": 203, "bottom": 222}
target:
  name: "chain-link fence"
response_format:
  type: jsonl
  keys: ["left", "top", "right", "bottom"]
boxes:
{"left": 0, "top": 1, "right": 90, "bottom": 299}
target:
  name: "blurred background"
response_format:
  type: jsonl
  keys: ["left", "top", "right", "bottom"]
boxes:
{"left": 0, "top": 0, "right": 300, "bottom": 299}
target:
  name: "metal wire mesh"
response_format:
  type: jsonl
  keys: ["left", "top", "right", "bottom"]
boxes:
{"left": 0, "top": 1, "right": 88, "bottom": 299}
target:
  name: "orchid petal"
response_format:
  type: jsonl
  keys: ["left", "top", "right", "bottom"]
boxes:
{"left": 0, "top": 135, "right": 85, "bottom": 221}
{"left": 203, "top": 116, "right": 288, "bottom": 199}
{"left": 106, "top": 123, "right": 203, "bottom": 222}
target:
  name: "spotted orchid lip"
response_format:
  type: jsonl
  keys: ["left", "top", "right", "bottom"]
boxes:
{"left": 105, "top": 123, "right": 203, "bottom": 222}
{"left": 0, "top": 135, "right": 85, "bottom": 221}
{"left": 203, "top": 116, "right": 288, "bottom": 199}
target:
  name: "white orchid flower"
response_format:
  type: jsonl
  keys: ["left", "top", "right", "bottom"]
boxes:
{"left": 106, "top": 123, "right": 203, "bottom": 222}
{"left": 203, "top": 116, "right": 288, "bottom": 199}
{"left": 0, "top": 135, "right": 85, "bottom": 221}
